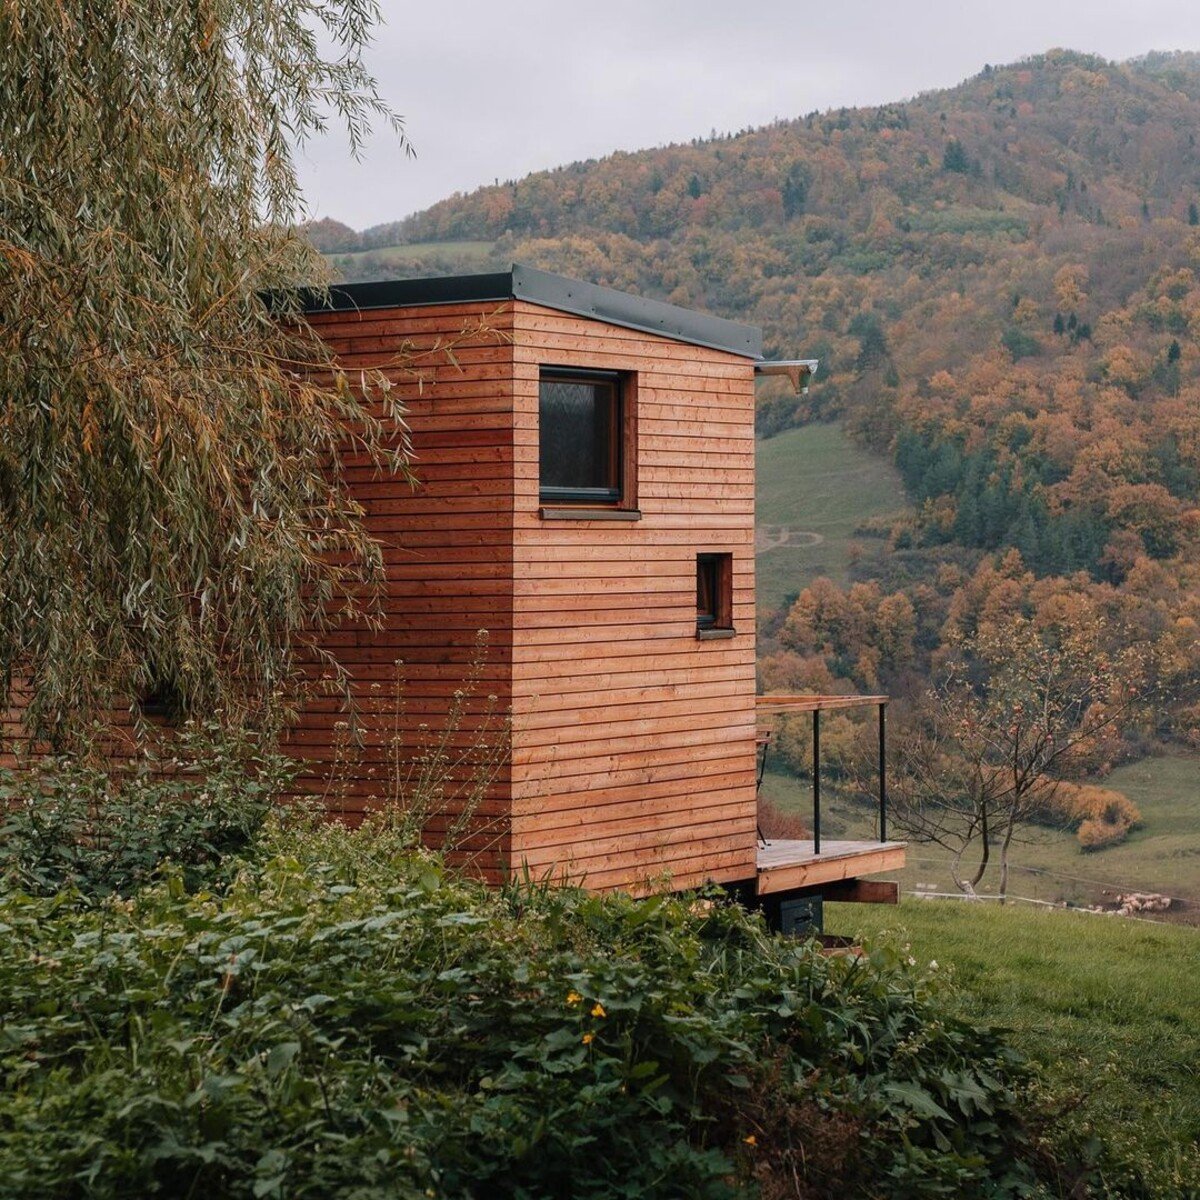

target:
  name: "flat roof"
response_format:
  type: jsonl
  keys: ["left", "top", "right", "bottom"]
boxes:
{"left": 300, "top": 263, "right": 763, "bottom": 360}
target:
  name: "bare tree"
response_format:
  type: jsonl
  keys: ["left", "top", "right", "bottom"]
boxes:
{"left": 890, "top": 617, "right": 1155, "bottom": 897}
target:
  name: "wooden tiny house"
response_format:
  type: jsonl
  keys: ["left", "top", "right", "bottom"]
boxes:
{"left": 290, "top": 265, "right": 904, "bottom": 919}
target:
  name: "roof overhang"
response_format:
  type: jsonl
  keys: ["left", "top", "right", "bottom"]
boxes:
{"left": 293, "top": 263, "right": 764, "bottom": 360}
{"left": 754, "top": 359, "right": 819, "bottom": 394}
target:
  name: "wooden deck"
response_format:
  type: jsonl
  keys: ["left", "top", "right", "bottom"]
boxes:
{"left": 756, "top": 838, "right": 906, "bottom": 895}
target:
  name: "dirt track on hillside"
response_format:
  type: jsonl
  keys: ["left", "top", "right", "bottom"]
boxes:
{"left": 755, "top": 525, "right": 825, "bottom": 553}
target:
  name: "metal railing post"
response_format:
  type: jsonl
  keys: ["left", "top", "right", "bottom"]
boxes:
{"left": 878, "top": 702, "right": 887, "bottom": 843}
{"left": 812, "top": 708, "right": 821, "bottom": 855}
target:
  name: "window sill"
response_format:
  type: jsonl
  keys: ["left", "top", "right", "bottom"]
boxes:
{"left": 696, "top": 627, "right": 737, "bottom": 640}
{"left": 539, "top": 506, "right": 642, "bottom": 522}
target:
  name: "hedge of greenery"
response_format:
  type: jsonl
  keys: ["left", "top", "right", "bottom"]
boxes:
{"left": 0, "top": 724, "right": 286, "bottom": 899}
{"left": 0, "top": 816, "right": 1066, "bottom": 1199}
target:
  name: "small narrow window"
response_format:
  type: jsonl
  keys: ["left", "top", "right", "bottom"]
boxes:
{"left": 138, "top": 675, "right": 185, "bottom": 725}
{"left": 696, "top": 553, "right": 733, "bottom": 634}
{"left": 539, "top": 368, "right": 623, "bottom": 504}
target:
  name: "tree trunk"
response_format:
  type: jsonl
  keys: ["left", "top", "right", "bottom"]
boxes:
{"left": 998, "top": 817, "right": 1017, "bottom": 900}
{"left": 966, "top": 802, "right": 990, "bottom": 894}
{"left": 950, "top": 845, "right": 973, "bottom": 896}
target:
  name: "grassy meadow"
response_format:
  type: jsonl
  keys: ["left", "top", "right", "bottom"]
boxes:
{"left": 835, "top": 899, "right": 1200, "bottom": 1196}
{"left": 755, "top": 422, "right": 909, "bottom": 614}
{"left": 328, "top": 239, "right": 500, "bottom": 281}
{"left": 761, "top": 753, "right": 1200, "bottom": 917}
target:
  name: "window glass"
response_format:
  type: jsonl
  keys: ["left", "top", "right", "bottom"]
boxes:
{"left": 539, "top": 373, "right": 620, "bottom": 501}
{"left": 696, "top": 556, "right": 718, "bottom": 627}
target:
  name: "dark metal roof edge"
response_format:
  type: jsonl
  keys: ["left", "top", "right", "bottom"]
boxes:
{"left": 509, "top": 264, "right": 762, "bottom": 359}
{"left": 294, "top": 264, "right": 763, "bottom": 359}
{"left": 297, "top": 271, "right": 515, "bottom": 314}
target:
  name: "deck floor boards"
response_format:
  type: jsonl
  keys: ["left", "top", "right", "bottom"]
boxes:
{"left": 756, "top": 839, "right": 907, "bottom": 895}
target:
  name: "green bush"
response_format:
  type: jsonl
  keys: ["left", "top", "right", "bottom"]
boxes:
{"left": 0, "top": 722, "right": 289, "bottom": 900}
{"left": 0, "top": 819, "right": 1057, "bottom": 1199}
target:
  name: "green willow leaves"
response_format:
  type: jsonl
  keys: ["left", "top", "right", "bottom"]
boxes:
{"left": 0, "top": 1, "right": 411, "bottom": 746}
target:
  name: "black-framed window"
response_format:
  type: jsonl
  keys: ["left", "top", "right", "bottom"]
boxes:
{"left": 539, "top": 368, "right": 622, "bottom": 503}
{"left": 696, "top": 553, "right": 733, "bottom": 630}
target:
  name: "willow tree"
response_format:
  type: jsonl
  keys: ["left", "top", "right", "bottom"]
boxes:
{"left": 0, "top": 2, "right": 410, "bottom": 748}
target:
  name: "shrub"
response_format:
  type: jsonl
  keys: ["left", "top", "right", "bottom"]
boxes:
{"left": 1050, "top": 782, "right": 1142, "bottom": 851}
{"left": 0, "top": 722, "right": 290, "bottom": 899}
{"left": 0, "top": 820, "right": 1054, "bottom": 1199}
{"left": 757, "top": 796, "right": 809, "bottom": 840}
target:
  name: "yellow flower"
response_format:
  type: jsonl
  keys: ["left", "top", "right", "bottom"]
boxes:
{"left": 743, "top": 1134, "right": 757, "bottom": 1146}
{"left": 591, "top": 1002, "right": 606, "bottom": 1018}
{"left": 581, "top": 1032, "right": 594, "bottom": 1045}
{"left": 566, "top": 990, "right": 583, "bottom": 1006}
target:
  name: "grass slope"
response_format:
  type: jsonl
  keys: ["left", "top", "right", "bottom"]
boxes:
{"left": 755, "top": 422, "right": 909, "bottom": 614}
{"left": 836, "top": 900, "right": 1200, "bottom": 1197}
{"left": 332, "top": 239, "right": 496, "bottom": 267}
{"left": 328, "top": 239, "right": 501, "bottom": 282}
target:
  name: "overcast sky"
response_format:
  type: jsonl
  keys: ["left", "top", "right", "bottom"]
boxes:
{"left": 296, "top": 0, "right": 1200, "bottom": 230}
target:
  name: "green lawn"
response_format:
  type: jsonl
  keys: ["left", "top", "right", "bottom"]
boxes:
{"left": 834, "top": 899, "right": 1200, "bottom": 1196}
{"left": 755, "top": 422, "right": 909, "bottom": 614}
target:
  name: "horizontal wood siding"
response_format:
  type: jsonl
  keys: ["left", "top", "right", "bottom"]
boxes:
{"left": 294, "top": 303, "right": 516, "bottom": 879}
{"left": 509, "top": 302, "right": 758, "bottom": 893}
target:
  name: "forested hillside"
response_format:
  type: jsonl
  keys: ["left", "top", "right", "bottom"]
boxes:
{"left": 318, "top": 49, "right": 1200, "bottom": 757}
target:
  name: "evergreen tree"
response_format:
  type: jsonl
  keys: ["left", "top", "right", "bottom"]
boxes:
{"left": 782, "top": 161, "right": 811, "bottom": 219}
{"left": 849, "top": 312, "right": 889, "bottom": 371}
{"left": 1190, "top": 202, "right": 1199, "bottom": 226}
{"left": 953, "top": 483, "right": 982, "bottom": 544}
{"left": 1053, "top": 313, "right": 1065, "bottom": 335}
{"left": 942, "top": 139, "right": 970, "bottom": 173}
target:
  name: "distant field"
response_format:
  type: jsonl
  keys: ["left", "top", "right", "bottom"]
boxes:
{"left": 763, "top": 752, "right": 1200, "bottom": 918}
{"left": 755, "top": 423, "right": 909, "bottom": 614}
{"left": 328, "top": 240, "right": 500, "bottom": 281}
{"left": 839, "top": 899, "right": 1200, "bottom": 1195}
{"left": 333, "top": 239, "right": 497, "bottom": 266}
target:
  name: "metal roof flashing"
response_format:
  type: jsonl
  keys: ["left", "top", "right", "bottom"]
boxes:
{"left": 297, "top": 264, "right": 763, "bottom": 360}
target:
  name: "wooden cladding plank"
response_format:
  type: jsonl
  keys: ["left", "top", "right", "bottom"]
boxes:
{"left": 512, "top": 740, "right": 757, "bottom": 793}
{"left": 516, "top": 801, "right": 757, "bottom": 855}
{"left": 510, "top": 770, "right": 754, "bottom": 826}
{"left": 516, "top": 705, "right": 757, "bottom": 748}
{"left": 515, "top": 830, "right": 757, "bottom": 882}
{"left": 518, "top": 815, "right": 756, "bottom": 865}
{"left": 520, "top": 847, "right": 757, "bottom": 895}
